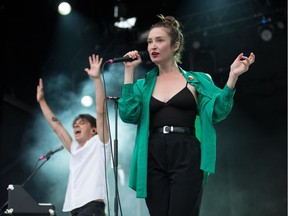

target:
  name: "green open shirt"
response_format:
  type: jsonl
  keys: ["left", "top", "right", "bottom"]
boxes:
{"left": 118, "top": 66, "right": 235, "bottom": 198}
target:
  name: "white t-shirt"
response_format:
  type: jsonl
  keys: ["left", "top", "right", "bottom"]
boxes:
{"left": 63, "top": 135, "right": 111, "bottom": 212}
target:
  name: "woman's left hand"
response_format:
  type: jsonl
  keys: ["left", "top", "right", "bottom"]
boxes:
{"left": 230, "top": 52, "right": 255, "bottom": 77}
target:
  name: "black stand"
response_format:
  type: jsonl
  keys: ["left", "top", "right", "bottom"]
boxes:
{"left": 21, "top": 158, "right": 48, "bottom": 187}
{"left": 0, "top": 157, "right": 55, "bottom": 215}
{"left": 112, "top": 100, "right": 119, "bottom": 216}
{"left": 4, "top": 184, "right": 56, "bottom": 215}
{"left": 102, "top": 62, "right": 122, "bottom": 216}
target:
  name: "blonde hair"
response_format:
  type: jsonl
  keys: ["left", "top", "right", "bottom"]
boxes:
{"left": 150, "top": 14, "right": 184, "bottom": 64}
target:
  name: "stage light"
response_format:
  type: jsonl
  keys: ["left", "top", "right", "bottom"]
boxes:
{"left": 259, "top": 27, "right": 273, "bottom": 42}
{"left": 192, "top": 40, "right": 201, "bottom": 49}
{"left": 276, "top": 21, "right": 285, "bottom": 30}
{"left": 114, "top": 17, "right": 136, "bottom": 29}
{"left": 258, "top": 17, "right": 273, "bottom": 42}
{"left": 261, "top": 17, "right": 270, "bottom": 24}
{"left": 58, "top": 2, "right": 71, "bottom": 16}
{"left": 258, "top": 23, "right": 274, "bottom": 42}
{"left": 81, "top": 96, "right": 93, "bottom": 107}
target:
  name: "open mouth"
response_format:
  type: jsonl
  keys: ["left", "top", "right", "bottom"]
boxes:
{"left": 74, "top": 129, "right": 81, "bottom": 135}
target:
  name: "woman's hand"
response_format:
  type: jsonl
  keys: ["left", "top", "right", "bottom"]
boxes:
{"left": 230, "top": 52, "right": 255, "bottom": 77}
{"left": 123, "top": 50, "right": 143, "bottom": 69}
{"left": 226, "top": 52, "right": 255, "bottom": 89}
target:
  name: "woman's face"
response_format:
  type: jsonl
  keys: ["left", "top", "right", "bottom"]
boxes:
{"left": 147, "top": 27, "right": 174, "bottom": 64}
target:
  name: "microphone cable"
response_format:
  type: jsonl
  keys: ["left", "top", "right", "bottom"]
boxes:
{"left": 101, "top": 60, "right": 123, "bottom": 216}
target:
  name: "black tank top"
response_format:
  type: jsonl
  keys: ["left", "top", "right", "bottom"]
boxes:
{"left": 150, "top": 83, "right": 197, "bottom": 129}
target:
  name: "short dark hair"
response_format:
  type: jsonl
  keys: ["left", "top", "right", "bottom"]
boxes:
{"left": 72, "top": 114, "right": 97, "bottom": 128}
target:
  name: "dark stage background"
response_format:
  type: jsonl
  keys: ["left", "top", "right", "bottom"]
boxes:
{"left": 0, "top": 0, "right": 287, "bottom": 215}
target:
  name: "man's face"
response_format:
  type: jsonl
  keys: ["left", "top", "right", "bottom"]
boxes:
{"left": 73, "top": 118, "right": 94, "bottom": 144}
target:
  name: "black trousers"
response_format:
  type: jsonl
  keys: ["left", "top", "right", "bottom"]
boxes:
{"left": 145, "top": 133, "right": 203, "bottom": 216}
{"left": 71, "top": 201, "right": 105, "bottom": 216}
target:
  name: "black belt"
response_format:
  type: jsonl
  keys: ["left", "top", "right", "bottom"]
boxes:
{"left": 151, "top": 126, "right": 195, "bottom": 134}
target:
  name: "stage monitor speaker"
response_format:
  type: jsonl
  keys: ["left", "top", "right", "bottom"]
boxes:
{"left": 5, "top": 184, "right": 56, "bottom": 216}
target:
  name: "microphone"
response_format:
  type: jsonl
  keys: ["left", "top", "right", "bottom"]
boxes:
{"left": 39, "top": 145, "right": 64, "bottom": 161}
{"left": 106, "top": 96, "right": 120, "bottom": 101}
{"left": 108, "top": 51, "right": 150, "bottom": 64}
